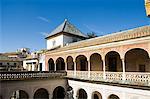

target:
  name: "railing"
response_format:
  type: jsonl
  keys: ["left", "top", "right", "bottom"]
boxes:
{"left": 125, "top": 72, "right": 150, "bottom": 86}
{"left": 90, "top": 71, "right": 103, "bottom": 81}
{"left": 66, "top": 71, "right": 150, "bottom": 86}
{"left": 0, "top": 71, "right": 67, "bottom": 80}
{"left": 67, "top": 70, "right": 74, "bottom": 77}
{"left": 76, "top": 71, "right": 89, "bottom": 79}
{"left": 105, "top": 72, "right": 123, "bottom": 82}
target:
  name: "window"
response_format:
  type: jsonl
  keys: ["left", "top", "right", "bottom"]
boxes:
{"left": 52, "top": 40, "right": 56, "bottom": 46}
{"left": 0, "top": 63, "right": 2, "bottom": 66}
{"left": 7, "top": 63, "right": 10, "bottom": 65}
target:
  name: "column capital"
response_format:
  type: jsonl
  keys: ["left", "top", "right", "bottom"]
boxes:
{"left": 121, "top": 58, "right": 125, "bottom": 61}
{"left": 87, "top": 57, "right": 90, "bottom": 62}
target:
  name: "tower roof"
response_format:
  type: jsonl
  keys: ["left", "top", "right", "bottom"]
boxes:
{"left": 46, "top": 19, "right": 87, "bottom": 39}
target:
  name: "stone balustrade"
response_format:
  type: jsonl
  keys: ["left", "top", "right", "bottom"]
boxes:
{"left": 0, "top": 71, "right": 66, "bottom": 80}
{"left": 90, "top": 71, "right": 103, "bottom": 81}
{"left": 125, "top": 72, "right": 150, "bottom": 86}
{"left": 76, "top": 71, "right": 89, "bottom": 79}
{"left": 105, "top": 72, "right": 123, "bottom": 82}
{"left": 67, "top": 70, "right": 74, "bottom": 77}
{"left": 67, "top": 71, "right": 150, "bottom": 86}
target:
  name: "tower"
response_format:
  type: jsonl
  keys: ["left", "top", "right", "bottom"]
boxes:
{"left": 45, "top": 19, "right": 87, "bottom": 50}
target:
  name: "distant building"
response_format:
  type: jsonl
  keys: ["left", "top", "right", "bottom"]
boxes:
{"left": 0, "top": 48, "right": 30, "bottom": 71}
{"left": 0, "top": 54, "right": 23, "bottom": 71}
{"left": 23, "top": 52, "right": 39, "bottom": 71}
{"left": 23, "top": 50, "right": 46, "bottom": 71}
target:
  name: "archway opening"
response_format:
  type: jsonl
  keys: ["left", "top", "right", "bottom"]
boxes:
{"left": 125, "top": 48, "right": 150, "bottom": 72}
{"left": 53, "top": 86, "right": 65, "bottom": 99}
{"left": 10, "top": 90, "right": 29, "bottom": 99}
{"left": 34, "top": 88, "right": 49, "bottom": 99}
{"left": 76, "top": 55, "right": 88, "bottom": 71}
{"left": 48, "top": 58, "right": 54, "bottom": 71}
{"left": 108, "top": 94, "right": 120, "bottom": 99}
{"left": 67, "top": 56, "right": 74, "bottom": 70}
{"left": 105, "top": 51, "right": 122, "bottom": 72}
{"left": 90, "top": 53, "right": 103, "bottom": 71}
{"left": 77, "top": 89, "right": 87, "bottom": 99}
{"left": 92, "top": 91, "right": 102, "bottom": 99}
{"left": 56, "top": 57, "right": 65, "bottom": 71}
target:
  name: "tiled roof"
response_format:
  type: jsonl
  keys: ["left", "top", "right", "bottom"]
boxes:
{"left": 46, "top": 25, "right": 150, "bottom": 53}
{"left": 46, "top": 19, "right": 87, "bottom": 38}
{"left": 0, "top": 55, "right": 22, "bottom": 61}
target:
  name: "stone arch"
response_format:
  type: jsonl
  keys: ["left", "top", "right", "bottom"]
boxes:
{"left": 125, "top": 48, "right": 150, "bottom": 72}
{"left": 56, "top": 57, "right": 65, "bottom": 71}
{"left": 105, "top": 51, "right": 122, "bottom": 72}
{"left": 108, "top": 94, "right": 120, "bottom": 99}
{"left": 66, "top": 56, "right": 74, "bottom": 70}
{"left": 76, "top": 55, "right": 88, "bottom": 71}
{"left": 52, "top": 86, "right": 65, "bottom": 99}
{"left": 33, "top": 88, "right": 49, "bottom": 99}
{"left": 48, "top": 58, "right": 55, "bottom": 71}
{"left": 10, "top": 90, "right": 29, "bottom": 99}
{"left": 90, "top": 53, "right": 103, "bottom": 71}
{"left": 77, "top": 88, "right": 87, "bottom": 99}
{"left": 123, "top": 46, "right": 150, "bottom": 58}
{"left": 92, "top": 91, "right": 102, "bottom": 99}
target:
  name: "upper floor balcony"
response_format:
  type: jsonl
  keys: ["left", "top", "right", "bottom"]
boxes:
{"left": 46, "top": 48, "right": 150, "bottom": 87}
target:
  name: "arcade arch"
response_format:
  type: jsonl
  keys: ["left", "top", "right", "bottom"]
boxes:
{"left": 125, "top": 48, "right": 150, "bottom": 72}
{"left": 108, "top": 94, "right": 120, "bottom": 99}
{"left": 76, "top": 55, "right": 88, "bottom": 71}
{"left": 10, "top": 90, "right": 29, "bottom": 99}
{"left": 77, "top": 88, "right": 87, "bottom": 99}
{"left": 52, "top": 86, "right": 65, "bottom": 99}
{"left": 56, "top": 57, "right": 65, "bottom": 71}
{"left": 67, "top": 56, "right": 74, "bottom": 70}
{"left": 33, "top": 88, "right": 49, "bottom": 99}
{"left": 90, "top": 53, "right": 103, "bottom": 71}
{"left": 92, "top": 91, "right": 102, "bottom": 99}
{"left": 105, "top": 51, "right": 122, "bottom": 72}
{"left": 48, "top": 58, "right": 55, "bottom": 71}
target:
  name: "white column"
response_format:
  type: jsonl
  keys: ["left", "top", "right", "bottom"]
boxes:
{"left": 65, "top": 61, "right": 67, "bottom": 71}
{"left": 74, "top": 60, "right": 76, "bottom": 77}
{"left": 88, "top": 59, "right": 90, "bottom": 78}
{"left": 102, "top": 59, "right": 106, "bottom": 79}
{"left": 54, "top": 61, "right": 56, "bottom": 71}
{"left": 32, "top": 63, "right": 34, "bottom": 71}
{"left": 49, "top": 94, "right": 53, "bottom": 99}
{"left": 122, "top": 58, "right": 126, "bottom": 81}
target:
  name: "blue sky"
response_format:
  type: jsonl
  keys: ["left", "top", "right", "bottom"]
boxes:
{"left": 1, "top": 0, "right": 150, "bottom": 52}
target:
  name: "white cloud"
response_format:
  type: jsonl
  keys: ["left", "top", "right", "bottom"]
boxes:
{"left": 37, "top": 16, "right": 50, "bottom": 23}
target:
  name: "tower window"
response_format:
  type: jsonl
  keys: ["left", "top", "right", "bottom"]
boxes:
{"left": 52, "top": 40, "right": 56, "bottom": 46}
